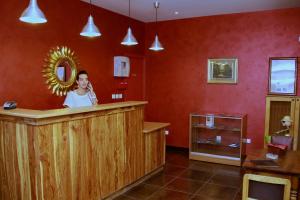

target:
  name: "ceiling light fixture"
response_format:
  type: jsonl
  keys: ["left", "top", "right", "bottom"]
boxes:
{"left": 80, "top": 0, "right": 101, "bottom": 37}
{"left": 149, "top": 1, "right": 164, "bottom": 51}
{"left": 121, "top": 0, "right": 138, "bottom": 46}
{"left": 19, "top": 0, "right": 47, "bottom": 24}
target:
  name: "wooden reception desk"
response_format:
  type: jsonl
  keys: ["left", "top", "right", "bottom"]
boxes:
{"left": 0, "top": 101, "right": 169, "bottom": 200}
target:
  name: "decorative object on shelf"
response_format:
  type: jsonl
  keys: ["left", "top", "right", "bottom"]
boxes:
{"left": 228, "top": 143, "right": 239, "bottom": 148}
{"left": 207, "top": 58, "right": 238, "bottom": 84}
{"left": 265, "top": 153, "right": 279, "bottom": 160}
{"left": 190, "top": 113, "right": 247, "bottom": 166}
{"left": 268, "top": 57, "right": 297, "bottom": 95}
{"left": 114, "top": 56, "right": 130, "bottom": 77}
{"left": 149, "top": 1, "right": 164, "bottom": 51}
{"left": 215, "top": 135, "right": 222, "bottom": 144}
{"left": 205, "top": 114, "right": 214, "bottom": 127}
{"left": 267, "top": 143, "right": 288, "bottom": 156}
{"left": 271, "top": 135, "right": 293, "bottom": 150}
{"left": 43, "top": 46, "right": 78, "bottom": 96}
{"left": 121, "top": 0, "right": 138, "bottom": 46}
{"left": 273, "top": 115, "right": 293, "bottom": 136}
{"left": 19, "top": 0, "right": 47, "bottom": 24}
{"left": 80, "top": 0, "right": 101, "bottom": 37}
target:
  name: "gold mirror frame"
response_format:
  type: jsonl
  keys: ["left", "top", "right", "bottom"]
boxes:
{"left": 43, "top": 46, "right": 79, "bottom": 96}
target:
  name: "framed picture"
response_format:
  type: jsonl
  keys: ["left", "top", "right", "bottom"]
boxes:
{"left": 207, "top": 58, "right": 238, "bottom": 84}
{"left": 269, "top": 57, "right": 297, "bottom": 95}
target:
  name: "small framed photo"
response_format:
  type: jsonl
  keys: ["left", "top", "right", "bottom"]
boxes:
{"left": 208, "top": 58, "right": 238, "bottom": 84}
{"left": 269, "top": 57, "right": 297, "bottom": 95}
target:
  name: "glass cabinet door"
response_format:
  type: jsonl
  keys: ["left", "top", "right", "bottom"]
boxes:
{"left": 190, "top": 113, "right": 245, "bottom": 166}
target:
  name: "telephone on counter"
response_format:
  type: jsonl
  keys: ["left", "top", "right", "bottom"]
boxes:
{"left": 3, "top": 101, "right": 17, "bottom": 110}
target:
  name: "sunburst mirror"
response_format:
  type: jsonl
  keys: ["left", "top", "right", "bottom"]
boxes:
{"left": 43, "top": 46, "right": 79, "bottom": 96}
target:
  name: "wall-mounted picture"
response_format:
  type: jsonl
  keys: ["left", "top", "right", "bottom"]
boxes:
{"left": 207, "top": 58, "right": 238, "bottom": 84}
{"left": 269, "top": 57, "right": 297, "bottom": 95}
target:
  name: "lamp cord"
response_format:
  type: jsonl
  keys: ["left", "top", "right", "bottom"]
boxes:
{"left": 90, "top": 0, "right": 92, "bottom": 15}
{"left": 129, "top": 0, "right": 131, "bottom": 18}
{"left": 155, "top": 1, "right": 159, "bottom": 33}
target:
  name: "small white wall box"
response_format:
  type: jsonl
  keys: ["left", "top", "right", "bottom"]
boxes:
{"left": 206, "top": 114, "right": 214, "bottom": 128}
{"left": 114, "top": 56, "right": 130, "bottom": 77}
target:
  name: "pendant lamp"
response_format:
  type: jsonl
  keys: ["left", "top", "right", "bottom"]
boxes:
{"left": 121, "top": 0, "right": 138, "bottom": 46}
{"left": 19, "top": 0, "right": 47, "bottom": 24}
{"left": 149, "top": 1, "right": 164, "bottom": 51}
{"left": 80, "top": 0, "right": 101, "bottom": 37}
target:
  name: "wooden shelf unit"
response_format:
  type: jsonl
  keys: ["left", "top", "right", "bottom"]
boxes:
{"left": 264, "top": 95, "right": 300, "bottom": 150}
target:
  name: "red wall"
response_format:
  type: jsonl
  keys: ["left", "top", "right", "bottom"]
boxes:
{"left": 0, "top": 0, "right": 145, "bottom": 109}
{"left": 145, "top": 8, "right": 300, "bottom": 149}
{"left": 1, "top": 1, "right": 300, "bottom": 150}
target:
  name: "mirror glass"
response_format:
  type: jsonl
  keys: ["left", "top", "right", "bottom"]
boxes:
{"left": 56, "top": 60, "right": 72, "bottom": 82}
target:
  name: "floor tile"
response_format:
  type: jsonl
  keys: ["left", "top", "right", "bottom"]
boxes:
{"left": 188, "top": 160, "right": 216, "bottom": 173}
{"left": 208, "top": 174, "right": 242, "bottom": 188}
{"left": 165, "top": 178, "right": 205, "bottom": 194}
{"left": 112, "top": 195, "right": 136, "bottom": 200}
{"left": 162, "top": 164, "right": 186, "bottom": 176}
{"left": 179, "top": 169, "right": 213, "bottom": 182}
{"left": 214, "top": 164, "right": 242, "bottom": 177}
{"left": 166, "top": 153, "right": 190, "bottom": 167}
{"left": 147, "top": 189, "right": 192, "bottom": 200}
{"left": 191, "top": 195, "right": 223, "bottom": 200}
{"left": 196, "top": 183, "right": 238, "bottom": 200}
{"left": 144, "top": 172, "right": 175, "bottom": 187}
{"left": 123, "top": 183, "right": 160, "bottom": 199}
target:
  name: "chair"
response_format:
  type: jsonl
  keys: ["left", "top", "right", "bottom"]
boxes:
{"left": 242, "top": 174, "right": 291, "bottom": 200}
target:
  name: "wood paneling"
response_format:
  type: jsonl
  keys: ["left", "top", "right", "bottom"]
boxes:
{"left": 0, "top": 103, "right": 151, "bottom": 200}
{"left": 144, "top": 127, "right": 167, "bottom": 174}
{"left": 124, "top": 106, "right": 145, "bottom": 184}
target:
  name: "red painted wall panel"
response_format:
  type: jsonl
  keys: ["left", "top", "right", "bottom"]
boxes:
{"left": 145, "top": 8, "right": 300, "bottom": 149}
{"left": 0, "top": 0, "right": 145, "bottom": 109}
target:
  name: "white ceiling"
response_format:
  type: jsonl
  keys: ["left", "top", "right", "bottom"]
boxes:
{"left": 81, "top": 0, "right": 300, "bottom": 22}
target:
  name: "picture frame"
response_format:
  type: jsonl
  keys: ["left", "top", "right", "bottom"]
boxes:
{"left": 207, "top": 58, "right": 238, "bottom": 84}
{"left": 268, "top": 57, "right": 297, "bottom": 95}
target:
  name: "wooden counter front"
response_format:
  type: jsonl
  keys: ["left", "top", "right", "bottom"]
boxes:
{"left": 0, "top": 101, "right": 151, "bottom": 200}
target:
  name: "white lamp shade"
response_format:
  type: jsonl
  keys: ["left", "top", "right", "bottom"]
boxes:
{"left": 149, "top": 35, "right": 164, "bottom": 51}
{"left": 121, "top": 27, "right": 138, "bottom": 46}
{"left": 80, "top": 15, "right": 101, "bottom": 37}
{"left": 19, "top": 0, "right": 47, "bottom": 24}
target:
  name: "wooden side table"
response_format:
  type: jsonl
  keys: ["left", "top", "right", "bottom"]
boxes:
{"left": 242, "top": 149, "right": 300, "bottom": 200}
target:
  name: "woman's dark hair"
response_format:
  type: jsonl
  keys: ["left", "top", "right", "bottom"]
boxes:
{"left": 76, "top": 70, "right": 88, "bottom": 80}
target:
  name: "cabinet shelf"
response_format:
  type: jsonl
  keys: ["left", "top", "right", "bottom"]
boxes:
{"left": 192, "top": 123, "right": 241, "bottom": 132}
{"left": 195, "top": 140, "right": 240, "bottom": 148}
{"left": 189, "top": 113, "right": 247, "bottom": 166}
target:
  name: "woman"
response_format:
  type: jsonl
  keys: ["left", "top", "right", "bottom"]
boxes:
{"left": 63, "top": 70, "right": 98, "bottom": 108}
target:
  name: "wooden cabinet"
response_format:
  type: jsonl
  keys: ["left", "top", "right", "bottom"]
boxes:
{"left": 264, "top": 96, "right": 300, "bottom": 150}
{"left": 189, "top": 113, "right": 247, "bottom": 166}
{"left": 143, "top": 122, "right": 170, "bottom": 174}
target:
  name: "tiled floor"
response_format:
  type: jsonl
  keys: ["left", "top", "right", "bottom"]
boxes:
{"left": 115, "top": 148, "right": 243, "bottom": 200}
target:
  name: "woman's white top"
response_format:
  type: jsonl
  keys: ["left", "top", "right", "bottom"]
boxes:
{"left": 63, "top": 90, "right": 94, "bottom": 108}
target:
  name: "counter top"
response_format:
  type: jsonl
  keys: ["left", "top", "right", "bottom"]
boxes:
{"left": 143, "top": 122, "right": 170, "bottom": 133}
{"left": 0, "top": 101, "right": 147, "bottom": 119}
